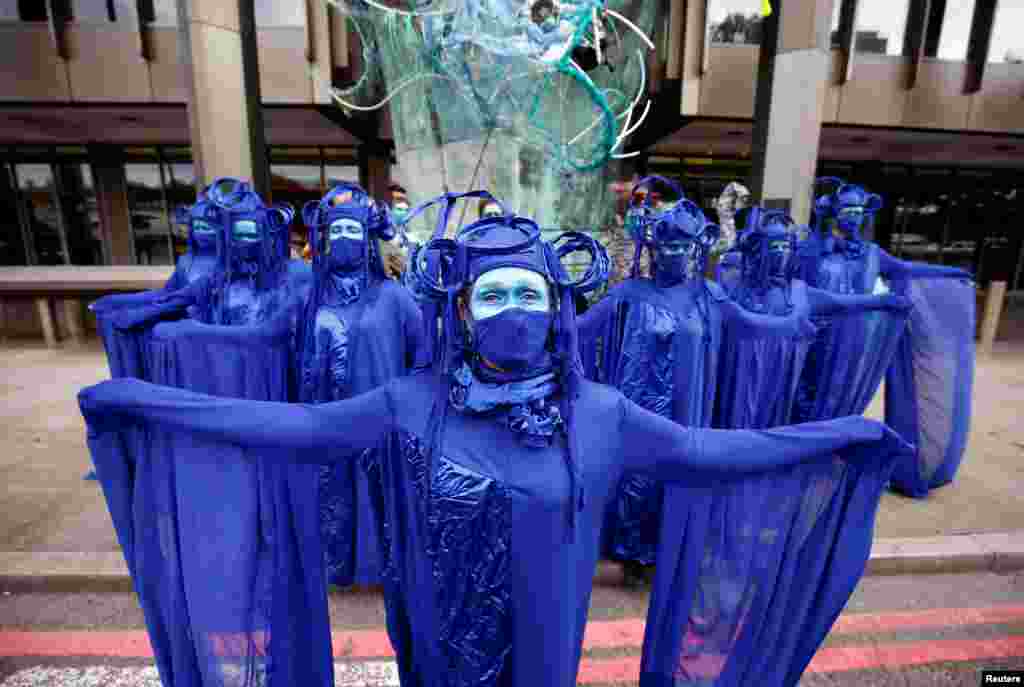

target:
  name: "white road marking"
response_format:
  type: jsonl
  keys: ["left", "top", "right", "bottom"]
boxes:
{"left": 1, "top": 662, "right": 400, "bottom": 687}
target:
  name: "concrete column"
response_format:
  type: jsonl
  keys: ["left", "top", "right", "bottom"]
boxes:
{"left": 178, "top": 0, "right": 270, "bottom": 197}
{"left": 979, "top": 281, "right": 1007, "bottom": 356}
{"left": 749, "top": 0, "right": 837, "bottom": 225}
{"left": 91, "top": 153, "right": 134, "bottom": 266}
{"left": 35, "top": 298, "right": 57, "bottom": 348}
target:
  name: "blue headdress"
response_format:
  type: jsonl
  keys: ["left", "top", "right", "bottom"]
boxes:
{"left": 734, "top": 206, "right": 798, "bottom": 312}
{"left": 409, "top": 206, "right": 609, "bottom": 540}
{"left": 626, "top": 176, "right": 721, "bottom": 280}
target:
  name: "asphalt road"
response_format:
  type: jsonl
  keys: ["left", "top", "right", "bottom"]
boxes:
{"left": 2, "top": 569, "right": 1023, "bottom": 686}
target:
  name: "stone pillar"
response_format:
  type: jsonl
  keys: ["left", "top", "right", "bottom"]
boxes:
{"left": 177, "top": 0, "right": 270, "bottom": 197}
{"left": 90, "top": 147, "right": 134, "bottom": 266}
{"left": 748, "top": 0, "right": 836, "bottom": 225}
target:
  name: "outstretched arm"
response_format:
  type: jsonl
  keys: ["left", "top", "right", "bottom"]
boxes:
{"left": 806, "top": 287, "right": 911, "bottom": 317}
{"left": 109, "top": 278, "right": 209, "bottom": 330}
{"left": 879, "top": 250, "right": 972, "bottom": 281}
{"left": 618, "top": 395, "right": 894, "bottom": 481}
{"left": 79, "top": 378, "right": 395, "bottom": 458}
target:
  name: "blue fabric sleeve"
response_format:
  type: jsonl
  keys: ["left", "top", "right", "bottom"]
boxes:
{"left": 719, "top": 298, "right": 818, "bottom": 339}
{"left": 618, "top": 395, "right": 897, "bottom": 480}
{"left": 806, "top": 287, "right": 911, "bottom": 317}
{"left": 879, "top": 249, "right": 972, "bottom": 281}
{"left": 79, "top": 378, "right": 395, "bottom": 457}
{"left": 109, "top": 279, "right": 209, "bottom": 330}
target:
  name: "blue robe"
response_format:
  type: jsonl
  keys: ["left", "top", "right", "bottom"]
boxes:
{"left": 797, "top": 238, "right": 975, "bottom": 495}
{"left": 298, "top": 277, "right": 427, "bottom": 586}
{"left": 577, "top": 278, "right": 822, "bottom": 565}
{"left": 78, "top": 374, "right": 910, "bottom": 687}
{"left": 717, "top": 269, "right": 911, "bottom": 429}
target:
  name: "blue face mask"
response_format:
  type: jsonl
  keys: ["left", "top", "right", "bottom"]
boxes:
{"left": 835, "top": 206, "right": 865, "bottom": 239}
{"left": 325, "top": 218, "right": 366, "bottom": 273}
{"left": 765, "top": 238, "right": 793, "bottom": 279}
{"left": 473, "top": 308, "right": 552, "bottom": 375}
{"left": 654, "top": 239, "right": 699, "bottom": 285}
{"left": 541, "top": 16, "right": 558, "bottom": 32}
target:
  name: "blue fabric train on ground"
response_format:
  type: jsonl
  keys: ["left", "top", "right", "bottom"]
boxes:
{"left": 715, "top": 206, "right": 911, "bottom": 430}
{"left": 79, "top": 204, "right": 912, "bottom": 687}
{"left": 797, "top": 179, "right": 976, "bottom": 497}
{"left": 299, "top": 182, "right": 427, "bottom": 586}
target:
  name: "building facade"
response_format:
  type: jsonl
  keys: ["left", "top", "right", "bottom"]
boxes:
{"left": 0, "top": 0, "right": 1022, "bottom": 289}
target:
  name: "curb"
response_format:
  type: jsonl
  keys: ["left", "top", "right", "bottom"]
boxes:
{"left": 2, "top": 532, "right": 1023, "bottom": 593}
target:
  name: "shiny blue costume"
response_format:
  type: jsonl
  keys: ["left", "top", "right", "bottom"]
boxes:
{"left": 298, "top": 184, "right": 427, "bottom": 586}
{"left": 80, "top": 208, "right": 911, "bottom": 687}
{"left": 797, "top": 181, "right": 976, "bottom": 496}
{"left": 716, "top": 207, "right": 911, "bottom": 430}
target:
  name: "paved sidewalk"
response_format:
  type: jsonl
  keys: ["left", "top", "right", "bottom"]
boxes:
{"left": 0, "top": 335, "right": 1021, "bottom": 556}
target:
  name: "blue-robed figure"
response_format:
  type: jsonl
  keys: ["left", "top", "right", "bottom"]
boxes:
{"left": 578, "top": 178, "right": 824, "bottom": 575}
{"left": 298, "top": 183, "right": 427, "bottom": 586}
{"left": 797, "top": 180, "right": 976, "bottom": 497}
{"left": 90, "top": 178, "right": 248, "bottom": 379}
{"left": 79, "top": 205, "right": 912, "bottom": 687}
{"left": 715, "top": 206, "right": 911, "bottom": 430}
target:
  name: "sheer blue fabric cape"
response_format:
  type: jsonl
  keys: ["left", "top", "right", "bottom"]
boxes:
{"left": 79, "top": 374, "right": 911, "bottom": 687}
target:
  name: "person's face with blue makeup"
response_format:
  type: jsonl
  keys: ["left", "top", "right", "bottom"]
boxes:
{"left": 191, "top": 218, "right": 218, "bottom": 251}
{"left": 391, "top": 200, "right": 410, "bottom": 224}
{"left": 325, "top": 217, "right": 366, "bottom": 272}
{"left": 655, "top": 238, "right": 699, "bottom": 283}
{"left": 465, "top": 267, "right": 553, "bottom": 374}
{"left": 834, "top": 205, "right": 865, "bottom": 239}
{"left": 468, "top": 267, "right": 550, "bottom": 321}
{"left": 480, "top": 201, "right": 503, "bottom": 220}
{"left": 765, "top": 237, "right": 793, "bottom": 277}
{"left": 232, "top": 219, "right": 260, "bottom": 243}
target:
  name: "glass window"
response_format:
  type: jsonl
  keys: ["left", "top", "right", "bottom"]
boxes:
{"left": 706, "top": 0, "right": 763, "bottom": 45}
{"left": 989, "top": 2, "right": 1024, "bottom": 64}
{"left": 931, "top": 0, "right": 975, "bottom": 60}
{"left": 854, "top": 0, "right": 910, "bottom": 56}
{"left": 16, "top": 0, "right": 48, "bottom": 21}
{"left": 256, "top": 0, "right": 305, "bottom": 27}
{"left": 164, "top": 162, "right": 196, "bottom": 260}
{"left": 324, "top": 164, "right": 358, "bottom": 189}
{"left": 0, "top": 164, "right": 28, "bottom": 265}
{"left": 56, "top": 163, "right": 104, "bottom": 265}
{"left": 830, "top": 0, "right": 842, "bottom": 47}
{"left": 15, "top": 164, "right": 69, "bottom": 266}
{"left": 0, "top": 2, "right": 18, "bottom": 21}
{"left": 74, "top": 0, "right": 115, "bottom": 22}
{"left": 125, "top": 163, "right": 173, "bottom": 266}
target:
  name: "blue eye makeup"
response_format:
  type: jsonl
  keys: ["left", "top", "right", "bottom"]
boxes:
{"left": 329, "top": 218, "right": 365, "bottom": 241}
{"left": 193, "top": 219, "right": 217, "bottom": 235}
{"left": 232, "top": 220, "right": 260, "bottom": 242}
{"left": 469, "top": 268, "right": 551, "bottom": 320}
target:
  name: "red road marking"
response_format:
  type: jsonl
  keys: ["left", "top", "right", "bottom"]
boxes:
{"left": 3, "top": 605, "right": 1024, "bottom": 664}
{"left": 576, "top": 637, "right": 1024, "bottom": 682}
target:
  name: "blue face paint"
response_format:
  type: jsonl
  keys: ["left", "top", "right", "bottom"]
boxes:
{"left": 326, "top": 218, "right": 366, "bottom": 273}
{"left": 468, "top": 267, "right": 553, "bottom": 374}
{"left": 765, "top": 238, "right": 793, "bottom": 278}
{"left": 835, "top": 206, "right": 865, "bottom": 239}
{"left": 469, "top": 267, "right": 551, "bottom": 320}
{"left": 329, "top": 218, "right": 366, "bottom": 241}
{"left": 192, "top": 218, "right": 218, "bottom": 250}
{"left": 391, "top": 206, "right": 410, "bottom": 223}
{"left": 232, "top": 220, "right": 260, "bottom": 242}
{"left": 654, "top": 239, "right": 699, "bottom": 284}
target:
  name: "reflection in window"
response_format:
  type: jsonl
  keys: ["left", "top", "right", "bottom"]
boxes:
{"left": 256, "top": 0, "right": 305, "bottom": 27}
{"left": 164, "top": 162, "right": 195, "bottom": 259}
{"left": 706, "top": 0, "right": 762, "bottom": 45}
{"left": 855, "top": 0, "right": 910, "bottom": 56}
{"left": 57, "top": 163, "right": 104, "bottom": 265}
{"left": 74, "top": 0, "right": 116, "bottom": 22}
{"left": 140, "top": 0, "right": 178, "bottom": 26}
{"left": 0, "top": 2, "right": 18, "bottom": 21}
{"left": 15, "top": 164, "right": 69, "bottom": 266}
{"left": 989, "top": 2, "right": 1024, "bottom": 64}
{"left": 829, "top": 0, "right": 842, "bottom": 47}
{"left": 0, "top": 164, "right": 28, "bottom": 265}
{"left": 324, "top": 165, "right": 358, "bottom": 188}
{"left": 125, "top": 163, "right": 173, "bottom": 266}
{"left": 931, "top": 0, "right": 975, "bottom": 60}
